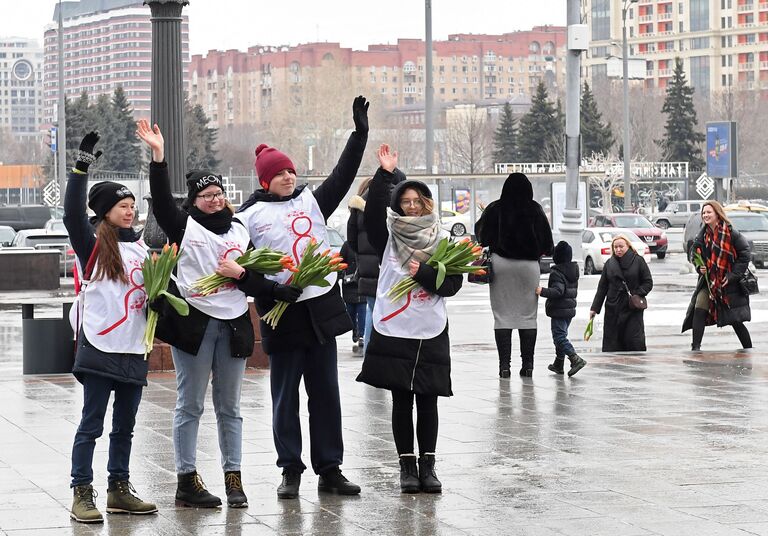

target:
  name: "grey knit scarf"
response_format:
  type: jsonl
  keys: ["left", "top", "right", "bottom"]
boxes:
{"left": 386, "top": 207, "right": 443, "bottom": 268}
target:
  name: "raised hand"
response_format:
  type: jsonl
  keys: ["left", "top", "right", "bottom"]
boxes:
{"left": 376, "top": 143, "right": 398, "bottom": 173}
{"left": 352, "top": 95, "right": 369, "bottom": 134}
{"left": 136, "top": 119, "right": 164, "bottom": 162}
{"left": 75, "top": 131, "right": 102, "bottom": 173}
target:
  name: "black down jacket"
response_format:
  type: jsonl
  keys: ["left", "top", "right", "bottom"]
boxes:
{"left": 541, "top": 261, "right": 579, "bottom": 319}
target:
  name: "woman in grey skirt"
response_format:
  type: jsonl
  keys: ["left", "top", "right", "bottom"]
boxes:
{"left": 475, "top": 173, "right": 553, "bottom": 377}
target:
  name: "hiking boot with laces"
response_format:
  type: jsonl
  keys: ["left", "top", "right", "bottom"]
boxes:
{"left": 318, "top": 468, "right": 361, "bottom": 495}
{"left": 106, "top": 480, "right": 157, "bottom": 515}
{"left": 224, "top": 470, "right": 248, "bottom": 508}
{"left": 175, "top": 471, "right": 222, "bottom": 508}
{"left": 567, "top": 354, "right": 587, "bottom": 377}
{"left": 71, "top": 484, "right": 103, "bottom": 524}
{"left": 277, "top": 469, "right": 301, "bottom": 499}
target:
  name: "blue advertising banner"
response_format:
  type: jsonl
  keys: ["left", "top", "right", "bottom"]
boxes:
{"left": 706, "top": 121, "right": 737, "bottom": 178}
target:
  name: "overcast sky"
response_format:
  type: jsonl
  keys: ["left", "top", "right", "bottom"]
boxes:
{"left": 1, "top": 0, "right": 567, "bottom": 54}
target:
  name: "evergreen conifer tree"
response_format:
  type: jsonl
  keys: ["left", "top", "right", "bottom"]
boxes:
{"left": 580, "top": 82, "right": 615, "bottom": 157}
{"left": 492, "top": 102, "right": 517, "bottom": 165}
{"left": 517, "top": 82, "right": 561, "bottom": 162}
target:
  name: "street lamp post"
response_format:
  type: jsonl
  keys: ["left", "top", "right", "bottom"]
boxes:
{"left": 622, "top": 0, "right": 639, "bottom": 211}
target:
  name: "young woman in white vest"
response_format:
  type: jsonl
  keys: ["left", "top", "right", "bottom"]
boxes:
{"left": 236, "top": 96, "right": 369, "bottom": 500}
{"left": 357, "top": 144, "right": 463, "bottom": 494}
{"left": 136, "top": 120, "right": 270, "bottom": 509}
{"left": 64, "top": 132, "right": 157, "bottom": 523}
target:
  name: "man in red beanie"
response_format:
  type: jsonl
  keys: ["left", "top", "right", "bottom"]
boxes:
{"left": 237, "top": 96, "right": 369, "bottom": 500}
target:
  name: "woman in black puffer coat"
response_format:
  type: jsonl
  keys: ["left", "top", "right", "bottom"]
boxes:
{"left": 681, "top": 201, "right": 751, "bottom": 350}
{"left": 357, "top": 144, "right": 461, "bottom": 496}
{"left": 590, "top": 235, "right": 653, "bottom": 352}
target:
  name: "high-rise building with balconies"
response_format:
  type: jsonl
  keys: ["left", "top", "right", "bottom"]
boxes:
{"left": 583, "top": 0, "right": 768, "bottom": 94}
{"left": 0, "top": 37, "right": 43, "bottom": 140}
{"left": 42, "top": 0, "right": 189, "bottom": 124}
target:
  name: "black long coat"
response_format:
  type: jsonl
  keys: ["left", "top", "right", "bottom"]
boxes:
{"left": 681, "top": 225, "right": 751, "bottom": 331}
{"left": 590, "top": 250, "right": 654, "bottom": 352}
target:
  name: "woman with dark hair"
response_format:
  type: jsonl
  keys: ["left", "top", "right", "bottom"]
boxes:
{"left": 138, "top": 119, "right": 264, "bottom": 509}
{"left": 682, "top": 201, "right": 752, "bottom": 350}
{"left": 357, "top": 144, "right": 462, "bottom": 495}
{"left": 475, "top": 172, "right": 553, "bottom": 378}
{"left": 589, "top": 235, "right": 654, "bottom": 352}
{"left": 64, "top": 132, "right": 157, "bottom": 523}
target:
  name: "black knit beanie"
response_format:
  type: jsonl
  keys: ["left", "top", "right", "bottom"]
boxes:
{"left": 88, "top": 181, "right": 135, "bottom": 221}
{"left": 184, "top": 169, "right": 223, "bottom": 208}
{"left": 553, "top": 240, "right": 573, "bottom": 264}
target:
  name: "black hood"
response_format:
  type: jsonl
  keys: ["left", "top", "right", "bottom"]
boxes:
{"left": 552, "top": 261, "right": 580, "bottom": 283}
{"left": 237, "top": 184, "right": 308, "bottom": 212}
{"left": 390, "top": 180, "right": 432, "bottom": 216}
{"left": 501, "top": 172, "right": 533, "bottom": 207}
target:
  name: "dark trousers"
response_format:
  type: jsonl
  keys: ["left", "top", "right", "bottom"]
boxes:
{"left": 345, "top": 302, "right": 366, "bottom": 342}
{"left": 268, "top": 340, "right": 343, "bottom": 475}
{"left": 391, "top": 390, "right": 438, "bottom": 455}
{"left": 551, "top": 317, "right": 576, "bottom": 358}
{"left": 70, "top": 372, "right": 143, "bottom": 487}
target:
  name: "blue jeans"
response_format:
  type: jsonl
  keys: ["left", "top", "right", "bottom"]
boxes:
{"left": 345, "top": 302, "right": 366, "bottom": 342}
{"left": 71, "top": 373, "right": 143, "bottom": 487}
{"left": 172, "top": 318, "right": 247, "bottom": 474}
{"left": 551, "top": 317, "right": 576, "bottom": 358}
{"left": 363, "top": 296, "right": 376, "bottom": 348}
{"left": 268, "top": 340, "right": 343, "bottom": 474}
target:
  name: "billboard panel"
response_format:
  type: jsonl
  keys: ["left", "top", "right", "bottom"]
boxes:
{"left": 706, "top": 121, "right": 737, "bottom": 178}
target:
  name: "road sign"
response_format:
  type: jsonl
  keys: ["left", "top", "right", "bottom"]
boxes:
{"left": 50, "top": 127, "right": 57, "bottom": 153}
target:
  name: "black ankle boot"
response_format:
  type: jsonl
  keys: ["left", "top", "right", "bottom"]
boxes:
{"left": 567, "top": 354, "right": 587, "bottom": 377}
{"left": 548, "top": 357, "right": 565, "bottom": 374}
{"left": 418, "top": 454, "right": 442, "bottom": 493}
{"left": 399, "top": 456, "right": 420, "bottom": 494}
{"left": 224, "top": 471, "right": 248, "bottom": 508}
{"left": 175, "top": 471, "right": 221, "bottom": 508}
{"left": 519, "top": 357, "right": 534, "bottom": 377}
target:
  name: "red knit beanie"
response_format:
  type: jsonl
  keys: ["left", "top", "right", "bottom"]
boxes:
{"left": 254, "top": 143, "right": 296, "bottom": 190}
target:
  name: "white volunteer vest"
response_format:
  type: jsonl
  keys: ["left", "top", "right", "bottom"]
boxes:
{"left": 176, "top": 217, "right": 250, "bottom": 320}
{"left": 238, "top": 188, "right": 336, "bottom": 302}
{"left": 80, "top": 240, "right": 149, "bottom": 354}
{"left": 372, "top": 240, "right": 447, "bottom": 339}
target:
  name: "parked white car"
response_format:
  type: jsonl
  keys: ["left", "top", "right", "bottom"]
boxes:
{"left": 581, "top": 227, "right": 651, "bottom": 275}
{"left": 440, "top": 209, "right": 471, "bottom": 237}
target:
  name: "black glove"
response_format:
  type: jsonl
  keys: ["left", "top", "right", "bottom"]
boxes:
{"left": 148, "top": 295, "right": 166, "bottom": 314}
{"left": 272, "top": 283, "right": 302, "bottom": 303}
{"left": 75, "top": 131, "right": 103, "bottom": 173}
{"left": 352, "top": 95, "right": 369, "bottom": 134}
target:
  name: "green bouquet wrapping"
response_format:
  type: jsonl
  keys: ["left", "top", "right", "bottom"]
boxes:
{"left": 387, "top": 237, "right": 486, "bottom": 301}
{"left": 191, "top": 247, "right": 295, "bottom": 296}
{"left": 584, "top": 317, "right": 594, "bottom": 341}
{"left": 142, "top": 243, "right": 189, "bottom": 358}
{"left": 692, "top": 249, "right": 712, "bottom": 295}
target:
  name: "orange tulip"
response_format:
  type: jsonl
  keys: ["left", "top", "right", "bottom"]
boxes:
{"left": 329, "top": 257, "right": 343, "bottom": 265}
{"left": 152, "top": 252, "right": 159, "bottom": 262}
{"left": 337, "top": 263, "right": 348, "bottom": 270}
{"left": 320, "top": 249, "right": 331, "bottom": 257}
{"left": 163, "top": 243, "right": 169, "bottom": 253}
{"left": 476, "top": 269, "right": 487, "bottom": 275}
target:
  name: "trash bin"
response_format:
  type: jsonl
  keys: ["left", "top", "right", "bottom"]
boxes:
{"left": 22, "top": 302, "right": 75, "bottom": 374}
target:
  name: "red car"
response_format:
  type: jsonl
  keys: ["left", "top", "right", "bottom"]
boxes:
{"left": 589, "top": 213, "right": 668, "bottom": 259}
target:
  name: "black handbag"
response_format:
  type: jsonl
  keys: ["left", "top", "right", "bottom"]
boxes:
{"left": 740, "top": 267, "right": 759, "bottom": 296}
{"left": 468, "top": 249, "right": 493, "bottom": 284}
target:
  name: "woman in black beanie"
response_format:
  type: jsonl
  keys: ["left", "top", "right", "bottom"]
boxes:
{"left": 357, "top": 144, "right": 463, "bottom": 495}
{"left": 138, "top": 119, "right": 272, "bottom": 509}
{"left": 475, "top": 173, "right": 553, "bottom": 378}
{"left": 64, "top": 132, "right": 157, "bottom": 523}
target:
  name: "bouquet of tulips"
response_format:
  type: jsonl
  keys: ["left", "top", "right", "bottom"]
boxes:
{"left": 191, "top": 247, "right": 295, "bottom": 296}
{"left": 142, "top": 243, "right": 189, "bottom": 358}
{"left": 387, "top": 237, "right": 486, "bottom": 301}
{"left": 692, "top": 249, "right": 712, "bottom": 294}
{"left": 261, "top": 238, "right": 346, "bottom": 328}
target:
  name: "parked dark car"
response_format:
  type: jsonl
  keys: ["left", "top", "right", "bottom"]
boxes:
{"left": 0, "top": 205, "right": 53, "bottom": 231}
{"left": 590, "top": 213, "right": 668, "bottom": 259}
{"left": 684, "top": 211, "right": 768, "bottom": 268}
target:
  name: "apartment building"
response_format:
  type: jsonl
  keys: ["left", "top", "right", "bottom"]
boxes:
{"left": 0, "top": 37, "right": 43, "bottom": 140}
{"left": 189, "top": 28, "right": 567, "bottom": 130}
{"left": 42, "top": 0, "right": 189, "bottom": 124}
{"left": 584, "top": 0, "right": 768, "bottom": 93}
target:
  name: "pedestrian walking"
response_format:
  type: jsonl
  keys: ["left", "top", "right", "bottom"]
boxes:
{"left": 475, "top": 172, "right": 553, "bottom": 377}
{"left": 590, "top": 235, "right": 653, "bottom": 352}
{"left": 339, "top": 240, "right": 367, "bottom": 355}
{"left": 137, "top": 120, "right": 261, "bottom": 508}
{"left": 536, "top": 241, "right": 587, "bottom": 376}
{"left": 64, "top": 132, "right": 157, "bottom": 523}
{"left": 347, "top": 170, "right": 405, "bottom": 349}
{"left": 357, "top": 144, "right": 462, "bottom": 495}
{"left": 236, "top": 96, "right": 369, "bottom": 499}
{"left": 682, "top": 201, "right": 752, "bottom": 350}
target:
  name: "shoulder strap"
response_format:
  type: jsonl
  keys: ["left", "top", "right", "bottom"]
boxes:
{"left": 83, "top": 238, "right": 99, "bottom": 280}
